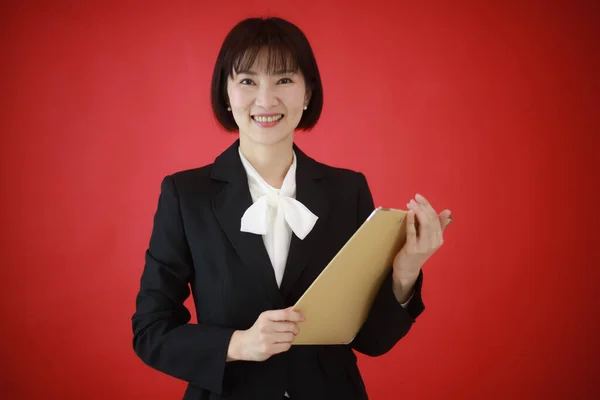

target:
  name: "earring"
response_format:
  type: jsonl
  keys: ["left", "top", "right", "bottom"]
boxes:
{"left": 303, "top": 105, "right": 308, "bottom": 110}
{"left": 227, "top": 106, "right": 231, "bottom": 111}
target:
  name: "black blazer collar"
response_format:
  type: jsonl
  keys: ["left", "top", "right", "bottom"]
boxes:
{"left": 210, "top": 139, "right": 323, "bottom": 183}
{"left": 211, "top": 139, "right": 330, "bottom": 307}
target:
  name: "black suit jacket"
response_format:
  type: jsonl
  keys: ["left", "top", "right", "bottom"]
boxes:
{"left": 132, "top": 139, "right": 425, "bottom": 400}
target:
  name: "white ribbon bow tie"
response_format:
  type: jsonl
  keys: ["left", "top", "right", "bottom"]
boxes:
{"left": 241, "top": 192, "right": 318, "bottom": 240}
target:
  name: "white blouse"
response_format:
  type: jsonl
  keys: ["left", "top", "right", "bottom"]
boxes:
{"left": 239, "top": 148, "right": 318, "bottom": 287}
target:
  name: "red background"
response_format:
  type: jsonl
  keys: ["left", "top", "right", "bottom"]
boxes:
{"left": 2, "top": 1, "right": 599, "bottom": 399}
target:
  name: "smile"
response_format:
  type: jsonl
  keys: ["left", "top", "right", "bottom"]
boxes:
{"left": 252, "top": 114, "right": 284, "bottom": 123}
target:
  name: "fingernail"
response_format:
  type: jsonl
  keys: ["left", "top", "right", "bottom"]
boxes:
{"left": 410, "top": 199, "right": 417, "bottom": 206}
{"left": 407, "top": 203, "right": 412, "bottom": 209}
{"left": 416, "top": 194, "right": 424, "bottom": 201}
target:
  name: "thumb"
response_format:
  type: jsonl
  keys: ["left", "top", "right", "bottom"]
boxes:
{"left": 439, "top": 210, "right": 453, "bottom": 231}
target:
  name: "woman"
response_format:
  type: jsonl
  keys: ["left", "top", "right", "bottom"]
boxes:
{"left": 132, "top": 16, "right": 452, "bottom": 400}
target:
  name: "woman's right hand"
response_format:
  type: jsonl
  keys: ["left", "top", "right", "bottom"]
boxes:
{"left": 227, "top": 307, "right": 304, "bottom": 362}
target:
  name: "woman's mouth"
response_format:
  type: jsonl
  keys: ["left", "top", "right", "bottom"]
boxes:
{"left": 251, "top": 114, "right": 284, "bottom": 127}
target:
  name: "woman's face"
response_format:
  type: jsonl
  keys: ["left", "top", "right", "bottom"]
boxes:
{"left": 227, "top": 50, "right": 310, "bottom": 147}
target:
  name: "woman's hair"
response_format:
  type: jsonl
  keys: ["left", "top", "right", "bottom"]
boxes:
{"left": 210, "top": 17, "right": 324, "bottom": 132}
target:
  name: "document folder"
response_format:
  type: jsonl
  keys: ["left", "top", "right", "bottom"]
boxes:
{"left": 291, "top": 207, "right": 452, "bottom": 345}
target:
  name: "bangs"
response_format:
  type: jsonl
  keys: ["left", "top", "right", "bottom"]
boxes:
{"left": 228, "top": 40, "right": 299, "bottom": 77}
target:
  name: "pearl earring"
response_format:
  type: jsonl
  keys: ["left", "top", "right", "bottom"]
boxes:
{"left": 303, "top": 105, "right": 308, "bottom": 110}
{"left": 227, "top": 106, "right": 231, "bottom": 111}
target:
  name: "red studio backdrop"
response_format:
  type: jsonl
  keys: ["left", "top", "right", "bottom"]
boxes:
{"left": 1, "top": 1, "right": 599, "bottom": 399}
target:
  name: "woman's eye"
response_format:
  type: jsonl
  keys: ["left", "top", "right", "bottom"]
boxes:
{"left": 240, "top": 79, "right": 254, "bottom": 85}
{"left": 279, "top": 78, "right": 292, "bottom": 84}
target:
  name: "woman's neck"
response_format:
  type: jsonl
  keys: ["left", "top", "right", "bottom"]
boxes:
{"left": 239, "top": 135, "right": 294, "bottom": 189}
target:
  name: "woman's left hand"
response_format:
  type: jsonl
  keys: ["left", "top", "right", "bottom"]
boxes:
{"left": 392, "top": 193, "right": 452, "bottom": 303}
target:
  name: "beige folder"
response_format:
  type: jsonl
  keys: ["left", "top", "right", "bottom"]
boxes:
{"left": 291, "top": 207, "right": 452, "bottom": 345}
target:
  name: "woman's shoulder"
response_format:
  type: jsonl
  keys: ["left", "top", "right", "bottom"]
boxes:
{"left": 297, "top": 157, "right": 370, "bottom": 202}
{"left": 308, "top": 156, "right": 367, "bottom": 185}
{"left": 156, "top": 163, "right": 219, "bottom": 200}
{"left": 164, "top": 163, "right": 212, "bottom": 184}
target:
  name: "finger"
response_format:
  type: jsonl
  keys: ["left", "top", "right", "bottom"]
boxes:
{"left": 272, "top": 332, "right": 295, "bottom": 344}
{"left": 433, "top": 215, "right": 444, "bottom": 247}
{"left": 408, "top": 199, "right": 433, "bottom": 226}
{"left": 414, "top": 195, "right": 443, "bottom": 244}
{"left": 409, "top": 201, "right": 431, "bottom": 240}
{"left": 431, "top": 210, "right": 451, "bottom": 248}
{"left": 267, "top": 307, "right": 304, "bottom": 322}
{"left": 439, "top": 210, "right": 452, "bottom": 230}
{"left": 415, "top": 193, "right": 438, "bottom": 215}
{"left": 416, "top": 202, "right": 439, "bottom": 249}
{"left": 272, "top": 321, "right": 300, "bottom": 335}
{"left": 405, "top": 209, "right": 417, "bottom": 246}
{"left": 416, "top": 195, "right": 440, "bottom": 232}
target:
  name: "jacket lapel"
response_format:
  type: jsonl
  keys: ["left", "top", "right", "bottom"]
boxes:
{"left": 279, "top": 144, "right": 331, "bottom": 300}
{"left": 211, "top": 140, "right": 284, "bottom": 308}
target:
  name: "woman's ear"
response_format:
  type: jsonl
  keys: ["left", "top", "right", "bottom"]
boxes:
{"left": 304, "top": 88, "right": 312, "bottom": 107}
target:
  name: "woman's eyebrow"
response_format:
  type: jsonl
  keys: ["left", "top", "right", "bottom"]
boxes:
{"left": 236, "top": 69, "right": 295, "bottom": 76}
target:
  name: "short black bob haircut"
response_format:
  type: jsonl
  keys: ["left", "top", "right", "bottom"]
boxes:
{"left": 211, "top": 17, "right": 324, "bottom": 132}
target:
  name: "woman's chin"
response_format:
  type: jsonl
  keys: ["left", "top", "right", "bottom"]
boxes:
{"left": 241, "top": 129, "right": 294, "bottom": 146}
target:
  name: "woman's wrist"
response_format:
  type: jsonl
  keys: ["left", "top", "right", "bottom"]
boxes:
{"left": 226, "top": 330, "right": 245, "bottom": 362}
{"left": 392, "top": 275, "right": 417, "bottom": 304}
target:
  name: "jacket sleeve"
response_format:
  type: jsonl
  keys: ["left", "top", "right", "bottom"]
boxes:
{"left": 350, "top": 172, "right": 426, "bottom": 357}
{"left": 132, "top": 175, "right": 235, "bottom": 395}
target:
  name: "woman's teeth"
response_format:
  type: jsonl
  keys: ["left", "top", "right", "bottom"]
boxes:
{"left": 253, "top": 114, "right": 283, "bottom": 123}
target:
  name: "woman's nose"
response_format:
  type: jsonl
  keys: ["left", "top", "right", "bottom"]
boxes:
{"left": 255, "top": 85, "right": 279, "bottom": 108}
